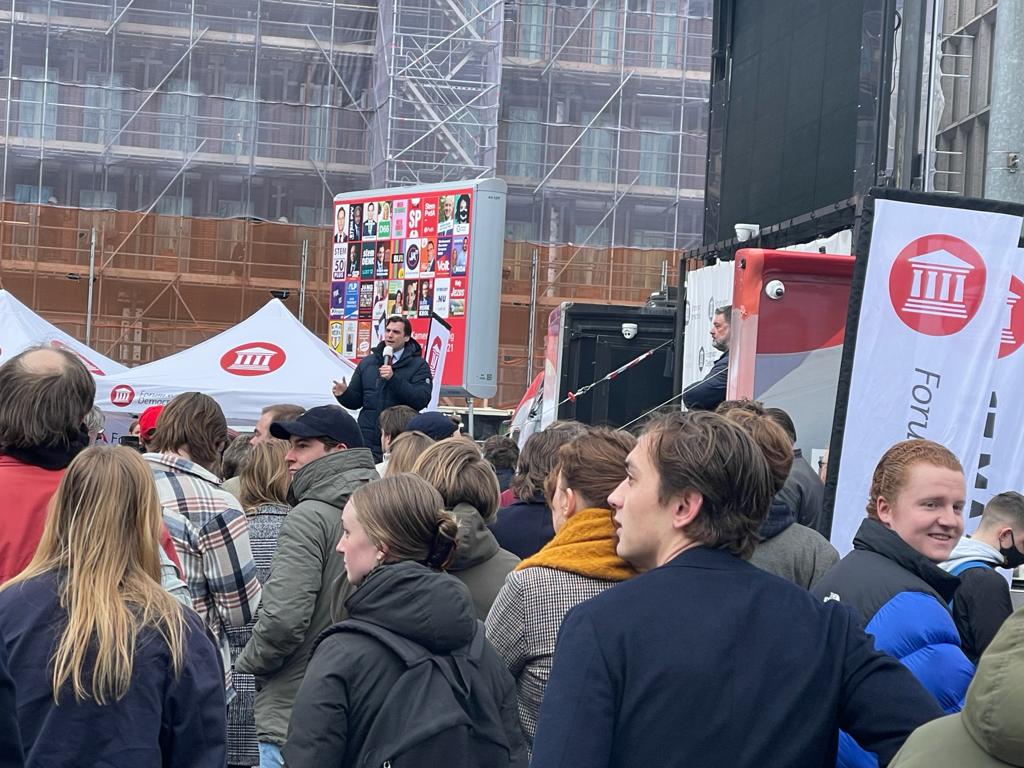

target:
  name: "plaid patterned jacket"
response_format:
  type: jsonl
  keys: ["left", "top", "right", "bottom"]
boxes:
{"left": 485, "top": 567, "right": 615, "bottom": 750}
{"left": 146, "top": 452, "right": 262, "bottom": 695}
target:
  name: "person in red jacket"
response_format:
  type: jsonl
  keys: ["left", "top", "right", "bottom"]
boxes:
{"left": 0, "top": 346, "right": 94, "bottom": 584}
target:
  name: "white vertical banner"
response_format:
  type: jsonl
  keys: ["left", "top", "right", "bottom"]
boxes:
{"left": 682, "top": 259, "right": 734, "bottom": 389}
{"left": 970, "top": 264, "right": 1024, "bottom": 518}
{"left": 424, "top": 313, "right": 452, "bottom": 411}
{"left": 832, "top": 198, "right": 1024, "bottom": 554}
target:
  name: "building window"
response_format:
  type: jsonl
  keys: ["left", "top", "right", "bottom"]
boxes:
{"left": 638, "top": 116, "right": 673, "bottom": 187}
{"left": 652, "top": 0, "right": 679, "bottom": 68}
{"left": 506, "top": 220, "right": 535, "bottom": 240}
{"left": 592, "top": 4, "right": 619, "bottom": 66}
{"left": 14, "top": 184, "right": 54, "bottom": 204}
{"left": 294, "top": 206, "right": 327, "bottom": 226}
{"left": 18, "top": 65, "right": 57, "bottom": 140}
{"left": 517, "top": 0, "right": 545, "bottom": 57}
{"left": 631, "top": 229, "right": 671, "bottom": 248}
{"left": 83, "top": 73, "right": 123, "bottom": 145}
{"left": 158, "top": 80, "right": 197, "bottom": 152}
{"left": 505, "top": 106, "right": 542, "bottom": 178}
{"left": 579, "top": 112, "right": 615, "bottom": 183}
{"left": 574, "top": 222, "right": 610, "bottom": 246}
{"left": 80, "top": 190, "right": 118, "bottom": 209}
{"left": 222, "top": 83, "right": 253, "bottom": 156}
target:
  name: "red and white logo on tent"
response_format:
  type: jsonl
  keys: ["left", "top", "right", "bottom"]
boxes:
{"left": 998, "top": 275, "right": 1024, "bottom": 359}
{"left": 48, "top": 339, "right": 106, "bottom": 376}
{"left": 889, "top": 234, "right": 986, "bottom": 336}
{"left": 111, "top": 385, "right": 136, "bottom": 407}
{"left": 220, "top": 342, "right": 286, "bottom": 376}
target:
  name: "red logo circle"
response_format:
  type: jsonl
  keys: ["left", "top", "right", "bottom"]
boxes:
{"left": 889, "top": 234, "right": 987, "bottom": 336}
{"left": 998, "top": 275, "right": 1024, "bottom": 359}
{"left": 220, "top": 342, "right": 286, "bottom": 376}
{"left": 110, "top": 384, "right": 136, "bottom": 407}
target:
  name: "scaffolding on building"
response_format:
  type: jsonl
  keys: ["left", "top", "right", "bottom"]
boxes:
{"left": 0, "top": 0, "right": 705, "bottom": 407}
{"left": 370, "top": 0, "right": 504, "bottom": 185}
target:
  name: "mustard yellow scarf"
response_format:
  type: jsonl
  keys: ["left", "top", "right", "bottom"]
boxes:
{"left": 517, "top": 507, "right": 636, "bottom": 582}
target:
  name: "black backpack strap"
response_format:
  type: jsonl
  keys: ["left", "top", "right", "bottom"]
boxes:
{"left": 315, "top": 618, "right": 485, "bottom": 677}
{"left": 335, "top": 618, "right": 434, "bottom": 667}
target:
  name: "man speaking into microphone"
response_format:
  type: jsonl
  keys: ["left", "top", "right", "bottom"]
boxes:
{"left": 333, "top": 315, "right": 432, "bottom": 461}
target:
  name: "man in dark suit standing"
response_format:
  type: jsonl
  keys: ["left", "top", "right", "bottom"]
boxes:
{"left": 530, "top": 411, "right": 945, "bottom": 768}
{"left": 682, "top": 304, "right": 730, "bottom": 411}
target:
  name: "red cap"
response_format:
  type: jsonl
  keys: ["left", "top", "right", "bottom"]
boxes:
{"left": 138, "top": 405, "right": 164, "bottom": 437}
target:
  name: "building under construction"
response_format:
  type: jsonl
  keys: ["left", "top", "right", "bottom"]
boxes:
{"left": 0, "top": 0, "right": 709, "bottom": 406}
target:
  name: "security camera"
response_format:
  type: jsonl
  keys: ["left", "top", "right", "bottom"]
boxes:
{"left": 735, "top": 223, "right": 760, "bottom": 242}
{"left": 765, "top": 280, "right": 785, "bottom": 300}
{"left": 621, "top": 322, "right": 638, "bottom": 340}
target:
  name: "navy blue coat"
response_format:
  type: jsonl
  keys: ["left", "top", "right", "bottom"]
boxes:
{"left": 0, "top": 572, "right": 227, "bottom": 768}
{"left": 812, "top": 519, "right": 975, "bottom": 767}
{"left": 337, "top": 338, "right": 432, "bottom": 460}
{"left": 530, "top": 546, "right": 944, "bottom": 768}
{"left": 0, "top": 627, "right": 23, "bottom": 768}
{"left": 489, "top": 494, "right": 553, "bottom": 560}
{"left": 682, "top": 349, "right": 728, "bottom": 411}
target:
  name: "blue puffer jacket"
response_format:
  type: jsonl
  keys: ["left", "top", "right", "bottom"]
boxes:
{"left": 812, "top": 518, "right": 974, "bottom": 768}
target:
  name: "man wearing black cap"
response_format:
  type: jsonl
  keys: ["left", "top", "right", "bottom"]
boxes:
{"left": 405, "top": 411, "right": 459, "bottom": 442}
{"left": 236, "top": 406, "right": 378, "bottom": 766}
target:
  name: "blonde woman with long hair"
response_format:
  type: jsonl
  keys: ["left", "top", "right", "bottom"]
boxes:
{"left": 0, "top": 445, "right": 226, "bottom": 767}
{"left": 228, "top": 439, "right": 291, "bottom": 768}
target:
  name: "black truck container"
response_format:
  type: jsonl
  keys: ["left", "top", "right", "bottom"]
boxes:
{"left": 546, "top": 301, "right": 676, "bottom": 429}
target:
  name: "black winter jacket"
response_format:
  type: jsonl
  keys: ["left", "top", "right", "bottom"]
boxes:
{"left": 811, "top": 519, "right": 975, "bottom": 767}
{"left": 337, "top": 338, "right": 432, "bottom": 459}
{"left": 951, "top": 565, "right": 1013, "bottom": 664}
{"left": 490, "top": 493, "right": 554, "bottom": 560}
{"left": 283, "top": 561, "right": 527, "bottom": 768}
{"left": 682, "top": 349, "right": 728, "bottom": 411}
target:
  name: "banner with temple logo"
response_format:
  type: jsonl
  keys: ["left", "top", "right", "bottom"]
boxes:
{"left": 830, "top": 194, "right": 1024, "bottom": 554}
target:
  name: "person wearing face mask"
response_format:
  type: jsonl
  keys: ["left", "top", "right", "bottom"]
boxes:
{"left": 812, "top": 439, "right": 976, "bottom": 768}
{"left": 940, "top": 491, "right": 1024, "bottom": 664}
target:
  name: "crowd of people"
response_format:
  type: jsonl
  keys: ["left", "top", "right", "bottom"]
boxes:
{"left": 1, "top": 335, "right": 1023, "bottom": 768}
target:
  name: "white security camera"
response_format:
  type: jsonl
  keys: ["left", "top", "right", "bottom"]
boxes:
{"left": 765, "top": 279, "right": 785, "bottom": 300}
{"left": 621, "top": 322, "right": 638, "bottom": 340}
{"left": 734, "top": 223, "right": 760, "bottom": 242}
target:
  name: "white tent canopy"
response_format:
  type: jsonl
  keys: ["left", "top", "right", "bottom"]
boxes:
{"left": 0, "top": 289, "right": 127, "bottom": 375}
{"left": 95, "top": 299, "right": 356, "bottom": 438}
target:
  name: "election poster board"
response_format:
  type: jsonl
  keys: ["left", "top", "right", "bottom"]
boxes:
{"left": 827, "top": 189, "right": 1024, "bottom": 554}
{"left": 328, "top": 179, "right": 506, "bottom": 398}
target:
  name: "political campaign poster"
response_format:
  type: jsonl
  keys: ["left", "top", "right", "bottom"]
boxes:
{"left": 330, "top": 179, "right": 506, "bottom": 397}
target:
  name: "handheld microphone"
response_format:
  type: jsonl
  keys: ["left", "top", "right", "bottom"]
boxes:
{"left": 383, "top": 345, "right": 394, "bottom": 366}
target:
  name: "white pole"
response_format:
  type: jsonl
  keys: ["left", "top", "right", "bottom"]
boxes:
{"left": 86, "top": 227, "right": 96, "bottom": 347}
{"left": 298, "top": 239, "right": 308, "bottom": 323}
